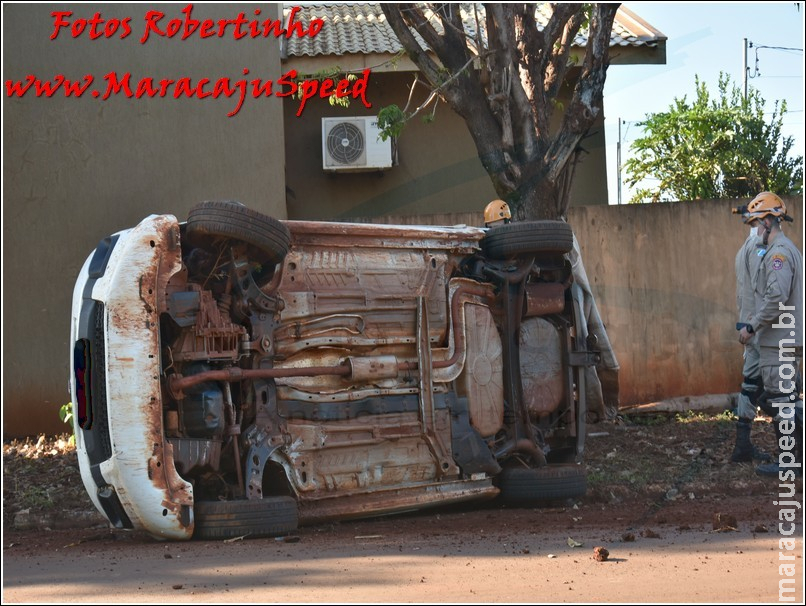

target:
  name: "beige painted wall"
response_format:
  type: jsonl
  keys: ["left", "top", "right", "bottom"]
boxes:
{"left": 571, "top": 197, "right": 802, "bottom": 406}
{"left": 358, "top": 195, "right": 803, "bottom": 408}
{"left": 282, "top": 70, "right": 608, "bottom": 220}
{"left": 3, "top": 3, "right": 286, "bottom": 437}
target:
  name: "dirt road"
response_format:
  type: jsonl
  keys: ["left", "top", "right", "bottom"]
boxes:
{"left": 3, "top": 495, "right": 802, "bottom": 603}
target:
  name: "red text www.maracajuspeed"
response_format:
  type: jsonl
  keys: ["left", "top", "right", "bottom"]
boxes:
{"left": 4, "top": 69, "right": 369, "bottom": 117}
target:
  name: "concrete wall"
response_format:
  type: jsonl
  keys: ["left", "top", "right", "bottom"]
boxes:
{"left": 570, "top": 197, "right": 802, "bottom": 406}
{"left": 3, "top": 3, "right": 286, "bottom": 437}
{"left": 282, "top": 71, "right": 608, "bottom": 220}
{"left": 357, "top": 195, "right": 803, "bottom": 407}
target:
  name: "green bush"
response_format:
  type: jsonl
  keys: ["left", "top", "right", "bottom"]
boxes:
{"left": 59, "top": 402, "right": 75, "bottom": 446}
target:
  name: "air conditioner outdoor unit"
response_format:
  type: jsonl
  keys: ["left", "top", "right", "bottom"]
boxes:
{"left": 322, "top": 116, "right": 393, "bottom": 172}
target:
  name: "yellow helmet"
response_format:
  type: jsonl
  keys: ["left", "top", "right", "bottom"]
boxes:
{"left": 744, "top": 192, "right": 787, "bottom": 224}
{"left": 484, "top": 199, "right": 511, "bottom": 225}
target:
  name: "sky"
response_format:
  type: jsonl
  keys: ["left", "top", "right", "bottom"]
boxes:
{"left": 603, "top": 1, "right": 804, "bottom": 204}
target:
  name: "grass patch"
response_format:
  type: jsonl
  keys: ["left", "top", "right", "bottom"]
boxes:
{"left": 12, "top": 483, "right": 55, "bottom": 510}
{"left": 674, "top": 410, "right": 735, "bottom": 424}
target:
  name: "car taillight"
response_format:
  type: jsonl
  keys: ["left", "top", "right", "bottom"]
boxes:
{"left": 73, "top": 339, "right": 93, "bottom": 429}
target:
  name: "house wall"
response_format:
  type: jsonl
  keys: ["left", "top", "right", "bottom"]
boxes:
{"left": 3, "top": 3, "right": 287, "bottom": 437}
{"left": 282, "top": 70, "right": 608, "bottom": 220}
{"left": 356, "top": 196, "right": 803, "bottom": 408}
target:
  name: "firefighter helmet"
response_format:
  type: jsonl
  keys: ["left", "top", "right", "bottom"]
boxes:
{"left": 743, "top": 192, "right": 787, "bottom": 224}
{"left": 484, "top": 200, "right": 511, "bottom": 225}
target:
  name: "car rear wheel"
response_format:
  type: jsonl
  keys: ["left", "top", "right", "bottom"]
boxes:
{"left": 193, "top": 497, "right": 299, "bottom": 540}
{"left": 481, "top": 220, "right": 573, "bottom": 259}
{"left": 185, "top": 200, "right": 291, "bottom": 266}
{"left": 497, "top": 463, "right": 586, "bottom": 504}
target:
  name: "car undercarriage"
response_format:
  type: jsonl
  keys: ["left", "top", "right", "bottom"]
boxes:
{"left": 71, "top": 201, "right": 598, "bottom": 540}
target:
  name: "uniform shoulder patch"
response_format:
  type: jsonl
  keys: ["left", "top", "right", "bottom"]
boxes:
{"left": 770, "top": 253, "right": 786, "bottom": 270}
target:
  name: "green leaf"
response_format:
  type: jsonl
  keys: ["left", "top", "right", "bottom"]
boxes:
{"left": 376, "top": 104, "right": 407, "bottom": 141}
{"left": 59, "top": 402, "right": 73, "bottom": 425}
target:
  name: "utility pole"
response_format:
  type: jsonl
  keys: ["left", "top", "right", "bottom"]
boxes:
{"left": 616, "top": 117, "right": 623, "bottom": 205}
{"left": 743, "top": 38, "right": 749, "bottom": 100}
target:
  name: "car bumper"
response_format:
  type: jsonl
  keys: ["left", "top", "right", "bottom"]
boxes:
{"left": 70, "top": 214, "right": 194, "bottom": 540}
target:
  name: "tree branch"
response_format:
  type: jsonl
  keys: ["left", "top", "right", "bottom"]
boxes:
{"left": 544, "top": 5, "right": 586, "bottom": 101}
{"left": 382, "top": 4, "right": 446, "bottom": 88}
{"left": 546, "top": 4, "right": 619, "bottom": 183}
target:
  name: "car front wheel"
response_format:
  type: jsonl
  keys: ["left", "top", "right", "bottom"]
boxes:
{"left": 192, "top": 497, "right": 299, "bottom": 541}
{"left": 185, "top": 200, "right": 291, "bottom": 266}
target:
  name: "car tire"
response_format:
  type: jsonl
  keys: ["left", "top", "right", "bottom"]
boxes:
{"left": 481, "top": 221, "right": 573, "bottom": 259}
{"left": 193, "top": 496, "right": 299, "bottom": 540}
{"left": 186, "top": 200, "right": 291, "bottom": 266}
{"left": 497, "top": 464, "right": 587, "bottom": 504}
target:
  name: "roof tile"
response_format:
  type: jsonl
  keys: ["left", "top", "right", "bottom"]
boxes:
{"left": 284, "top": 3, "right": 665, "bottom": 58}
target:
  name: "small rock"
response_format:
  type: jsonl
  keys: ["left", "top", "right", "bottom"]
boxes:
{"left": 276, "top": 535, "right": 301, "bottom": 543}
{"left": 641, "top": 528, "right": 661, "bottom": 539}
{"left": 621, "top": 532, "right": 635, "bottom": 542}
{"left": 593, "top": 546, "right": 610, "bottom": 562}
{"left": 713, "top": 513, "right": 738, "bottom": 531}
{"left": 752, "top": 524, "right": 768, "bottom": 533}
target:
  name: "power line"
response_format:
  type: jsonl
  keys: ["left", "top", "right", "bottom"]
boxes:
{"left": 747, "top": 41, "right": 804, "bottom": 81}
{"left": 751, "top": 44, "right": 803, "bottom": 52}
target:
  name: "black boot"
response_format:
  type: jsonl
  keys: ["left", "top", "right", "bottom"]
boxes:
{"left": 730, "top": 418, "right": 771, "bottom": 463}
{"left": 756, "top": 415, "right": 803, "bottom": 477}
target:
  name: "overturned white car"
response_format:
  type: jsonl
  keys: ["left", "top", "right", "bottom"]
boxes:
{"left": 70, "top": 201, "right": 601, "bottom": 540}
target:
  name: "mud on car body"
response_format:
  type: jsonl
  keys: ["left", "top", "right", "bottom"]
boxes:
{"left": 70, "top": 201, "right": 599, "bottom": 540}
